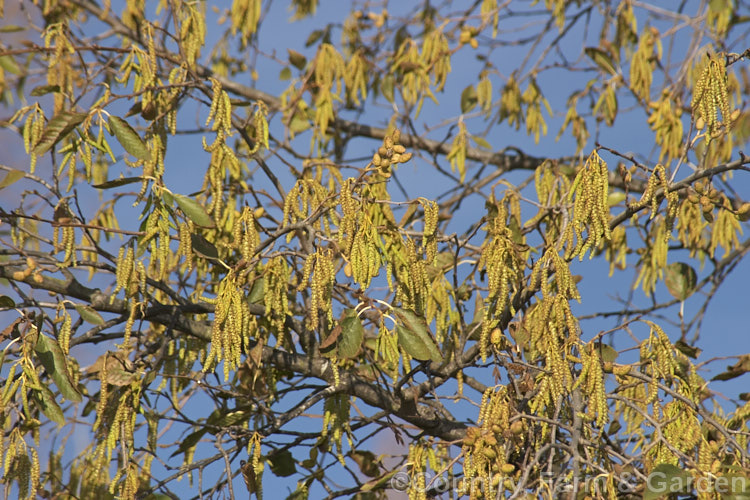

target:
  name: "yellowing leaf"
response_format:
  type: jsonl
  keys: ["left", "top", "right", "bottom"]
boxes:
{"left": 0, "top": 25, "right": 26, "bottom": 33}
{"left": 471, "top": 134, "right": 492, "bottom": 150}
{"left": 319, "top": 324, "right": 342, "bottom": 352}
{"left": 0, "top": 55, "right": 21, "bottom": 75}
{"left": 289, "top": 111, "right": 311, "bottom": 136}
{"left": 108, "top": 115, "right": 150, "bottom": 161}
{"left": 0, "top": 169, "right": 25, "bottom": 190}
{"left": 607, "top": 191, "right": 626, "bottom": 206}
{"left": 380, "top": 74, "right": 395, "bottom": 104}
{"left": 599, "top": 344, "right": 618, "bottom": 363}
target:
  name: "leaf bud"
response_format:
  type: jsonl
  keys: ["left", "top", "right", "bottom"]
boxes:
{"left": 141, "top": 101, "right": 157, "bottom": 121}
{"left": 490, "top": 327, "right": 503, "bottom": 345}
{"left": 391, "top": 128, "right": 401, "bottom": 143}
{"left": 736, "top": 202, "right": 750, "bottom": 221}
{"left": 501, "top": 463, "right": 515, "bottom": 474}
{"left": 510, "top": 420, "right": 524, "bottom": 435}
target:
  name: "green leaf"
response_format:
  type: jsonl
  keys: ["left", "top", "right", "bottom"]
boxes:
{"left": 109, "top": 369, "right": 139, "bottom": 387}
{"left": 584, "top": 47, "right": 617, "bottom": 76}
{"left": 248, "top": 278, "right": 265, "bottom": 304}
{"left": 279, "top": 67, "right": 292, "bottom": 81}
{"left": 381, "top": 74, "right": 395, "bottom": 104}
{"left": 349, "top": 450, "right": 380, "bottom": 478}
{"left": 664, "top": 262, "right": 697, "bottom": 301}
{"left": 33, "top": 384, "right": 66, "bottom": 426}
{"left": 338, "top": 309, "right": 364, "bottom": 359}
{"left": 674, "top": 340, "right": 701, "bottom": 359}
{"left": 0, "top": 25, "right": 26, "bottom": 33}
{"left": 207, "top": 409, "right": 248, "bottom": 430}
{"left": 268, "top": 450, "right": 297, "bottom": 477}
{"left": 174, "top": 194, "right": 215, "bottom": 228}
{"left": 392, "top": 307, "right": 442, "bottom": 363}
{"left": 460, "top": 85, "right": 478, "bottom": 113}
{"left": 108, "top": 115, "right": 150, "bottom": 161}
{"left": 287, "top": 49, "right": 307, "bottom": 70}
{"left": 74, "top": 304, "right": 105, "bottom": 325}
{"left": 30, "top": 84, "right": 61, "bottom": 96}
{"left": 720, "top": 473, "right": 750, "bottom": 499}
{"left": 599, "top": 344, "right": 618, "bottom": 363}
{"left": 289, "top": 112, "right": 311, "bottom": 135}
{"left": 33, "top": 111, "right": 87, "bottom": 156}
{"left": 34, "top": 334, "right": 83, "bottom": 403}
{"left": 0, "top": 169, "right": 25, "bottom": 190}
{"left": 171, "top": 429, "right": 206, "bottom": 458}
{"left": 190, "top": 233, "right": 220, "bottom": 260}
{"left": 644, "top": 463, "right": 692, "bottom": 500}
{"left": 712, "top": 354, "right": 750, "bottom": 381}
{"left": 92, "top": 176, "right": 143, "bottom": 189}
{"left": 607, "top": 191, "right": 626, "bottom": 206}
{"left": 305, "top": 29, "right": 324, "bottom": 47}
{"left": 361, "top": 470, "right": 399, "bottom": 492}
{"left": 0, "top": 295, "right": 16, "bottom": 308}
{"left": 0, "top": 55, "right": 21, "bottom": 75}
{"left": 471, "top": 135, "right": 492, "bottom": 150}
